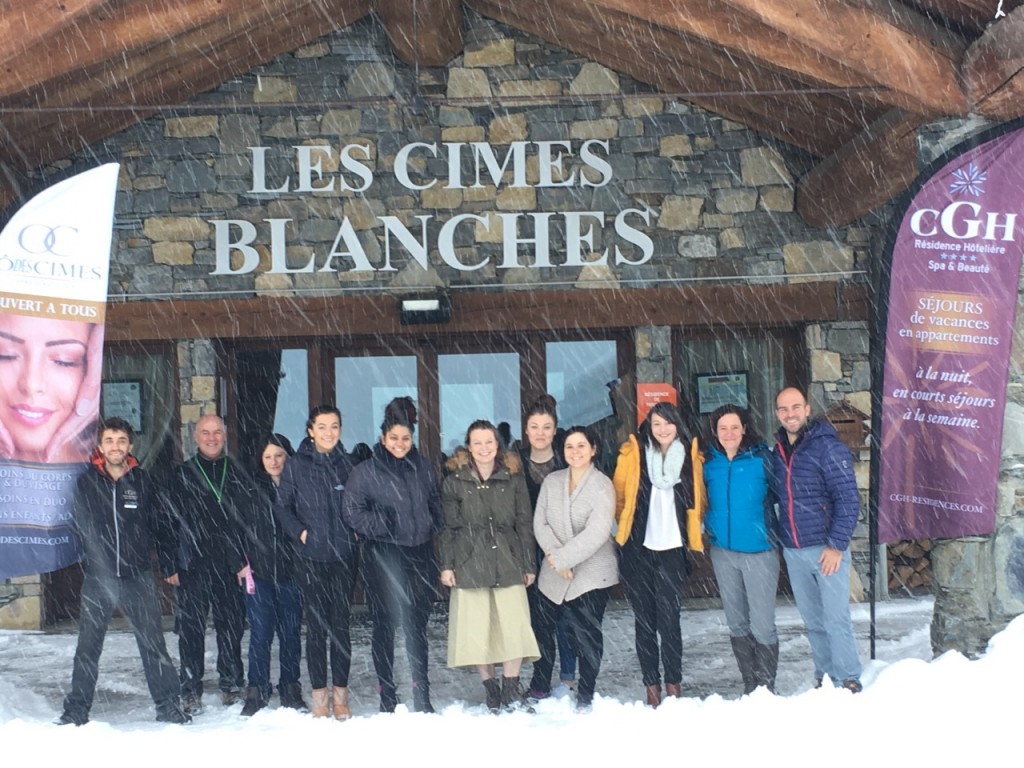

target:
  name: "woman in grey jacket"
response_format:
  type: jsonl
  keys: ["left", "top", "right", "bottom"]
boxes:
{"left": 440, "top": 420, "right": 540, "bottom": 713}
{"left": 533, "top": 425, "right": 619, "bottom": 711}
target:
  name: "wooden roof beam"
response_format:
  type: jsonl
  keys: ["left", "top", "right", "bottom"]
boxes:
{"left": 0, "top": 1, "right": 372, "bottom": 210}
{"left": 963, "top": 5, "right": 1024, "bottom": 119}
{"left": 372, "top": 0, "right": 463, "bottom": 67}
{"left": 470, "top": 0, "right": 886, "bottom": 155}
{"left": 796, "top": 109, "right": 924, "bottom": 228}
{"left": 472, "top": 0, "right": 969, "bottom": 116}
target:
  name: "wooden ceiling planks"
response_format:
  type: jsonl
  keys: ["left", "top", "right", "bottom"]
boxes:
{"left": 0, "top": 0, "right": 372, "bottom": 208}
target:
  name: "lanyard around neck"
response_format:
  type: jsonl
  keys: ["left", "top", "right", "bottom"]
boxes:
{"left": 194, "top": 457, "right": 228, "bottom": 503}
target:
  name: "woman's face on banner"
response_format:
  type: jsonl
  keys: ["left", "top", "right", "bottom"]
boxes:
{"left": 0, "top": 314, "right": 90, "bottom": 462}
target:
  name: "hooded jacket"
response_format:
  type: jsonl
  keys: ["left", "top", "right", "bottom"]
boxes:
{"left": 72, "top": 448, "right": 171, "bottom": 578}
{"left": 274, "top": 437, "right": 356, "bottom": 562}
{"left": 772, "top": 418, "right": 860, "bottom": 551}
{"left": 439, "top": 451, "right": 534, "bottom": 589}
{"left": 343, "top": 442, "right": 442, "bottom": 548}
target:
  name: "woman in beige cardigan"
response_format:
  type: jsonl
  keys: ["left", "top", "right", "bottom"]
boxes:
{"left": 532, "top": 425, "right": 619, "bottom": 711}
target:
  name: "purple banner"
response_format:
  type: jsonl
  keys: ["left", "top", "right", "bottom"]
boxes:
{"left": 878, "top": 126, "right": 1024, "bottom": 542}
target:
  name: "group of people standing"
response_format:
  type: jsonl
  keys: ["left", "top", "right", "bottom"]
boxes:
{"left": 57, "top": 383, "right": 863, "bottom": 726}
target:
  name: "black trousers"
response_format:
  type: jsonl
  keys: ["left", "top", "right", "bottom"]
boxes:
{"left": 296, "top": 557, "right": 356, "bottom": 689}
{"left": 176, "top": 563, "right": 245, "bottom": 696}
{"left": 621, "top": 546, "right": 687, "bottom": 686}
{"left": 531, "top": 588, "right": 609, "bottom": 700}
{"left": 362, "top": 540, "right": 435, "bottom": 696}
{"left": 64, "top": 570, "right": 180, "bottom": 718}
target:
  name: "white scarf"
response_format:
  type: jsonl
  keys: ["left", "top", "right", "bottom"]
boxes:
{"left": 645, "top": 438, "right": 684, "bottom": 490}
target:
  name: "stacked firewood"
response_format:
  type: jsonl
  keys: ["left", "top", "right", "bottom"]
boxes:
{"left": 887, "top": 540, "right": 932, "bottom": 593}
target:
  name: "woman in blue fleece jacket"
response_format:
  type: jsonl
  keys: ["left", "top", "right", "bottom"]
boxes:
{"left": 703, "top": 404, "right": 780, "bottom": 694}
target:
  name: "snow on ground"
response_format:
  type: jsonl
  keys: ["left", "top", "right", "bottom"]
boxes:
{"left": 1, "top": 596, "right": 1020, "bottom": 767}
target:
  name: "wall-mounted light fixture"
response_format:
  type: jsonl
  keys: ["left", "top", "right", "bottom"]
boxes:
{"left": 398, "top": 292, "right": 452, "bottom": 325}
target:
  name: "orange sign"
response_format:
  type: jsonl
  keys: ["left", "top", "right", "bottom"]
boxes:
{"left": 637, "top": 383, "right": 677, "bottom": 425}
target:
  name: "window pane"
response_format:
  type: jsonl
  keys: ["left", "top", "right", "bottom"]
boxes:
{"left": 335, "top": 355, "right": 417, "bottom": 453}
{"left": 438, "top": 353, "right": 520, "bottom": 456}
{"left": 545, "top": 340, "right": 617, "bottom": 427}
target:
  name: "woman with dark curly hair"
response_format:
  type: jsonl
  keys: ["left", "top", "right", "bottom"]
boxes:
{"left": 343, "top": 397, "right": 442, "bottom": 713}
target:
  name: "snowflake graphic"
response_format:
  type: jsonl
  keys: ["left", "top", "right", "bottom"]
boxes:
{"left": 949, "top": 163, "right": 986, "bottom": 196}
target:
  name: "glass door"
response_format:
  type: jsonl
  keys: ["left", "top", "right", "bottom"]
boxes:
{"left": 334, "top": 354, "right": 418, "bottom": 459}
{"left": 437, "top": 351, "right": 521, "bottom": 459}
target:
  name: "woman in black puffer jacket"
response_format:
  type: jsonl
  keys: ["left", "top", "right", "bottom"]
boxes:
{"left": 343, "top": 397, "right": 442, "bottom": 714}
{"left": 274, "top": 405, "right": 356, "bottom": 720}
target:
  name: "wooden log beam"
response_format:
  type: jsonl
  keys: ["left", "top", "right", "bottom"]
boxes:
{"left": 470, "top": 0, "right": 887, "bottom": 156}
{"left": 796, "top": 109, "right": 923, "bottom": 229}
{"left": 0, "top": 0, "right": 372, "bottom": 209}
{"left": 0, "top": 0, "right": 109, "bottom": 70}
{"left": 472, "top": 0, "right": 968, "bottom": 116}
{"left": 372, "top": 0, "right": 463, "bottom": 67}
{"left": 105, "top": 282, "right": 870, "bottom": 342}
{"left": 908, "top": 1, "right": 1024, "bottom": 33}
{"left": 963, "top": 6, "right": 1024, "bottom": 119}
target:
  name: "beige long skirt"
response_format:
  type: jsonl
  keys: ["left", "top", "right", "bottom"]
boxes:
{"left": 447, "top": 585, "right": 541, "bottom": 668}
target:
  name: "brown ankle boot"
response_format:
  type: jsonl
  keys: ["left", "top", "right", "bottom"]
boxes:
{"left": 665, "top": 682, "right": 682, "bottom": 698}
{"left": 311, "top": 687, "right": 330, "bottom": 718}
{"left": 645, "top": 684, "right": 662, "bottom": 708}
{"left": 332, "top": 687, "right": 351, "bottom": 721}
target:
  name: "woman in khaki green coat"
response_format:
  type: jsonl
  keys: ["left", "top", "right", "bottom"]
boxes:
{"left": 440, "top": 420, "right": 540, "bottom": 713}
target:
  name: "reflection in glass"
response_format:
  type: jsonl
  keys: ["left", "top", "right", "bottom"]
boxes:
{"left": 438, "top": 353, "right": 520, "bottom": 456}
{"left": 546, "top": 340, "right": 617, "bottom": 427}
{"left": 335, "top": 356, "right": 417, "bottom": 451}
{"left": 236, "top": 348, "right": 309, "bottom": 468}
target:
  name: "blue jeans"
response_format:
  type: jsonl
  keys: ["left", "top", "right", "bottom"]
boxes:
{"left": 783, "top": 546, "right": 862, "bottom": 683}
{"left": 245, "top": 576, "right": 302, "bottom": 698}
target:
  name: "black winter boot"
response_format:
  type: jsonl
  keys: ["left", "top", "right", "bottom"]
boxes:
{"left": 501, "top": 676, "right": 536, "bottom": 714}
{"left": 730, "top": 634, "right": 758, "bottom": 695}
{"left": 279, "top": 682, "right": 307, "bottom": 710}
{"left": 482, "top": 678, "right": 502, "bottom": 713}
{"left": 156, "top": 700, "right": 193, "bottom": 724}
{"left": 412, "top": 680, "right": 435, "bottom": 714}
{"left": 240, "top": 686, "right": 266, "bottom": 717}
{"left": 379, "top": 683, "right": 399, "bottom": 713}
{"left": 753, "top": 641, "right": 779, "bottom": 693}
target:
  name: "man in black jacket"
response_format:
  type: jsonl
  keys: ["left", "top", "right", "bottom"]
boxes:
{"left": 163, "top": 414, "right": 253, "bottom": 715}
{"left": 58, "top": 418, "right": 189, "bottom": 726}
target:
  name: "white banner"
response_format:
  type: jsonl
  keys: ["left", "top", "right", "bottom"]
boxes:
{"left": 0, "top": 164, "right": 120, "bottom": 579}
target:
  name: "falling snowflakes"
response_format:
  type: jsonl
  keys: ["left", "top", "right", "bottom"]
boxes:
{"left": 949, "top": 163, "right": 987, "bottom": 196}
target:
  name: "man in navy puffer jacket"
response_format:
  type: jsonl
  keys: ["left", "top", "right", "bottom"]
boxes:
{"left": 773, "top": 387, "right": 862, "bottom": 692}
